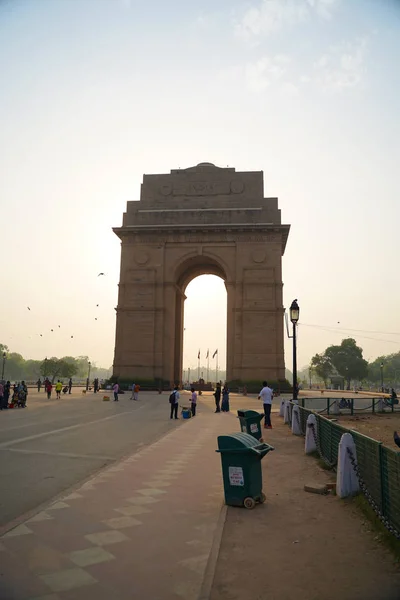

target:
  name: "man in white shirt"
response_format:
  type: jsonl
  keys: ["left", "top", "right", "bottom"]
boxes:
{"left": 259, "top": 381, "right": 273, "bottom": 429}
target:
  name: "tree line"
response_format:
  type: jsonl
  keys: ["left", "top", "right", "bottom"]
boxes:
{"left": 0, "top": 344, "right": 111, "bottom": 383}
{"left": 309, "top": 338, "right": 400, "bottom": 388}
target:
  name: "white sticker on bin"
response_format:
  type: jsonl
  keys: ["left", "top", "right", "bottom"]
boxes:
{"left": 229, "top": 466, "right": 244, "bottom": 487}
{"left": 250, "top": 423, "right": 258, "bottom": 433}
{"left": 242, "top": 425, "right": 247, "bottom": 433}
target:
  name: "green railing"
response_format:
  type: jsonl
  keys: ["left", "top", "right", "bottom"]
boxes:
{"left": 286, "top": 402, "right": 400, "bottom": 536}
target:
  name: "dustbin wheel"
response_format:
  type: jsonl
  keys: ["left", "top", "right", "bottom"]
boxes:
{"left": 244, "top": 497, "right": 256, "bottom": 509}
{"left": 259, "top": 492, "right": 266, "bottom": 504}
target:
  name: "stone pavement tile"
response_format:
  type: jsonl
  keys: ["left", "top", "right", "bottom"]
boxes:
{"left": 62, "top": 492, "right": 83, "bottom": 501}
{"left": 137, "top": 487, "right": 167, "bottom": 496}
{"left": 27, "top": 512, "right": 55, "bottom": 524}
{"left": 125, "top": 495, "right": 160, "bottom": 506}
{"left": 0, "top": 570, "right": 50, "bottom": 600}
{"left": 59, "top": 581, "right": 118, "bottom": 600}
{"left": 68, "top": 546, "right": 116, "bottom": 567}
{"left": 47, "top": 502, "right": 69, "bottom": 511}
{"left": 30, "top": 594, "right": 62, "bottom": 600}
{"left": 40, "top": 568, "right": 97, "bottom": 593}
{"left": 0, "top": 411, "right": 236, "bottom": 599}
{"left": 114, "top": 505, "right": 152, "bottom": 517}
{"left": 102, "top": 515, "right": 142, "bottom": 529}
{"left": 28, "top": 530, "right": 94, "bottom": 555}
{"left": 84, "top": 530, "right": 130, "bottom": 546}
{"left": 19, "top": 542, "right": 72, "bottom": 576}
{"left": 38, "top": 506, "right": 109, "bottom": 535}
{"left": 3, "top": 523, "right": 33, "bottom": 538}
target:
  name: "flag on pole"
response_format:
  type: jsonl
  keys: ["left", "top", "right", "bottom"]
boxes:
{"left": 198, "top": 350, "right": 200, "bottom": 359}
{"left": 206, "top": 349, "right": 209, "bottom": 359}
{"left": 212, "top": 349, "right": 218, "bottom": 358}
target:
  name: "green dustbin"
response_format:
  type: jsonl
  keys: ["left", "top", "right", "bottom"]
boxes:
{"left": 237, "top": 409, "right": 264, "bottom": 440}
{"left": 216, "top": 432, "right": 274, "bottom": 509}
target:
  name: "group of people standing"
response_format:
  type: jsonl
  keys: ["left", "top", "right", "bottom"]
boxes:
{"left": 0, "top": 381, "right": 27, "bottom": 409}
{"left": 213, "top": 383, "right": 230, "bottom": 413}
{"left": 111, "top": 382, "right": 140, "bottom": 402}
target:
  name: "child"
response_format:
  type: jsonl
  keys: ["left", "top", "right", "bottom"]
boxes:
{"left": 190, "top": 387, "right": 197, "bottom": 417}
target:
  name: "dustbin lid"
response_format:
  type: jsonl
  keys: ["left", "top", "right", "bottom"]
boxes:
{"left": 216, "top": 432, "right": 274, "bottom": 455}
{"left": 237, "top": 409, "right": 263, "bottom": 418}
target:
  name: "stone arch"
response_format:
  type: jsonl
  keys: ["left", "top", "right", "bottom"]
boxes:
{"left": 172, "top": 254, "right": 230, "bottom": 385}
{"left": 175, "top": 254, "right": 228, "bottom": 291}
{"left": 113, "top": 163, "right": 290, "bottom": 387}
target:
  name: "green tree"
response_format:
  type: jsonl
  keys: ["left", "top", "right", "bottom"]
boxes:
{"left": 325, "top": 338, "right": 368, "bottom": 389}
{"left": 311, "top": 353, "right": 332, "bottom": 387}
{"left": 5, "top": 352, "right": 25, "bottom": 381}
{"left": 40, "top": 357, "right": 78, "bottom": 383}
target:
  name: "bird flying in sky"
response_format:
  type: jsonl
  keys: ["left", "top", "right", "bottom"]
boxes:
{"left": 97, "top": 273, "right": 105, "bottom": 276}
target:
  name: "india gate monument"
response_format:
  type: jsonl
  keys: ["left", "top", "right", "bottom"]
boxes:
{"left": 113, "top": 163, "right": 290, "bottom": 386}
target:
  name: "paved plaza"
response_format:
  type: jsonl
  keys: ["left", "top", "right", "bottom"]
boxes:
{"left": 1, "top": 392, "right": 400, "bottom": 599}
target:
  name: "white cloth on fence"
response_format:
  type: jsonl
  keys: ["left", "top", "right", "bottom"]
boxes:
{"left": 330, "top": 399, "right": 340, "bottom": 415}
{"left": 305, "top": 414, "right": 318, "bottom": 454}
{"left": 291, "top": 404, "right": 302, "bottom": 436}
{"left": 279, "top": 398, "right": 285, "bottom": 417}
{"left": 336, "top": 432, "right": 360, "bottom": 498}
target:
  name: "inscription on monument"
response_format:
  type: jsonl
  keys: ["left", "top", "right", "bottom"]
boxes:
{"left": 160, "top": 180, "right": 245, "bottom": 196}
{"left": 131, "top": 233, "right": 270, "bottom": 244}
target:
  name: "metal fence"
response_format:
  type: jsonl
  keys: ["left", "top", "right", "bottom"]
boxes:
{"left": 300, "top": 396, "right": 400, "bottom": 415}
{"left": 285, "top": 402, "right": 400, "bottom": 538}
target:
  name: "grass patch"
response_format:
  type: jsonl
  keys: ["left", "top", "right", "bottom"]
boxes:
{"left": 351, "top": 494, "right": 400, "bottom": 562}
{"left": 306, "top": 451, "right": 335, "bottom": 471}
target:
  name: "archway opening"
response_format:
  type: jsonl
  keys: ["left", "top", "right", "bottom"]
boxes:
{"left": 182, "top": 275, "right": 227, "bottom": 386}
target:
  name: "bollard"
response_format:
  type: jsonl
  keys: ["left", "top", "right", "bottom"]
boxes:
{"left": 283, "top": 401, "right": 291, "bottom": 424}
{"left": 279, "top": 398, "right": 285, "bottom": 417}
{"left": 291, "top": 404, "right": 302, "bottom": 436}
{"left": 336, "top": 433, "right": 360, "bottom": 498}
{"left": 305, "top": 414, "right": 318, "bottom": 454}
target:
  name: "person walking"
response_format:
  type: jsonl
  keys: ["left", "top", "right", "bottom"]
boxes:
{"left": 133, "top": 383, "right": 140, "bottom": 401}
{"left": 190, "top": 387, "right": 197, "bottom": 416}
{"left": 169, "top": 385, "right": 180, "bottom": 419}
{"left": 68, "top": 378, "right": 72, "bottom": 394}
{"left": 259, "top": 381, "right": 273, "bottom": 429}
{"left": 214, "top": 382, "right": 221, "bottom": 413}
{"left": 0, "top": 381, "right": 4, "bottom": 411}
{"left": 46, "top": 381, "right": 53, "bottom": 399}
{"left": 3, "top": 381, "right": 10, "bottom": 409}
{"left": 19, "top": 381, "right": 28, "bottom": 407}
{"left": 113, "top": 382, "right": 119, "bottom": 402}
{"left": 37, "top": 378, "right": 42, "bottom": 392}
{"left": 221, "top": 384, "right": 230, "bottom": 412}
{"left": 130, "top": 382, "right": 135, "bottom": 400}
{"left": 55, "top": 380, "right": 62, "bottom": 399}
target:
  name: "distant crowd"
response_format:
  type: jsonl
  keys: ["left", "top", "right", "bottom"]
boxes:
{"left": 0, "top": 381, "right": 28, "bottom": 409}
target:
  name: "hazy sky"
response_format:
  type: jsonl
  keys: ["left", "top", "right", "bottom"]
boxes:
{"left": 1, "top": 0, "right": 399, "bottom": 373}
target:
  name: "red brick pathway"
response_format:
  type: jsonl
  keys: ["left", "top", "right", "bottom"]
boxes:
{"left": 0, "top": 408, "right": 237, "bottom": 600}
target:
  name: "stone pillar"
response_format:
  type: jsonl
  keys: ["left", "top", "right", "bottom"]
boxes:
{"left": 225, "top": 281, "right": 236, "bottom": 382}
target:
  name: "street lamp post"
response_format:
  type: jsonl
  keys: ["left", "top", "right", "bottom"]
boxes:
{"left": 309, "top": 367, "right": 312, "bottom": 390}
{"left": 380, "top": 362, "right": 384, "bottom": 392}
{"left": 86, "top": 361, "right": 91, "bottom": 391}
{"left": 1, "top": 352, "right": 6, "bottom": 380}
{"left": 289, "top": 299, "right": 300, "bottom": 401}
